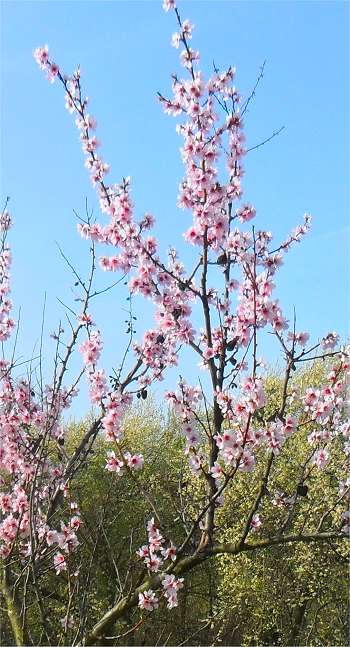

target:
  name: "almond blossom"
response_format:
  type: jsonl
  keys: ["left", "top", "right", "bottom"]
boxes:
{"left": 250, "top": 514, "right": 262, "bottom": 532}
{"left": 54, "top": 552, "right": 67, "bottom": 575}
{"left": 138, "top": 589, "right": 159, "bottom": 612}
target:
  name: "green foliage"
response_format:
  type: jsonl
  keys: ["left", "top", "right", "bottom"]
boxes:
{"left": 213, "top": 362, "right": 349, "bottom": 646}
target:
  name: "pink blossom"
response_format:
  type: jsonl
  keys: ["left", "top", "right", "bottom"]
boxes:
{"left": 283, "top": 415, "right": 297, "bottom": 436}
{"left": 171, "top": 32, "right": 181, "bottom": 49}
{"left": 70, "top": 515, "right": 81, "bottom": 530}
{"left": 312, "top": 448, "right": 329, "bottom": 469}
{"left": 202, "top": 345, "right": 215, "bottom": 360}
{"left": 124, "top": 452, "right": 144, "bottom": 470}
{"left": 236, "top": 204, "right": 256, "bottom": 223}
{"left": 53, "top": 552, "right": 67, "bottom": 575}
{"left": 46, "top": 530, "right": 59, "bottom": 546}
{"left": 250, "top": 514, "right": 262, "bottom": 532}
{"left": 0, "top": 494, "right": 11, "bottom": 513}
{"left": 321, "top": 332, "right": 339, "bottom": 350}
{"left": 188, "top": 454, "right": 202, "bottom": 475}
{"left": 105, "top": 451, "right": 124, "bottom": 474}
{"left": 77, "top": 312, "right": 93, "bottom": 325}
{"left": 138, "top": 589, "right": 159, "bottom": 611}
{"left": 288, "top": 331, "right": 310, "bottom": 347}
{"left": 238, "top": 450, "right": 255, "bottom": 472}
{"left": 47, "top": 62, "right": 59, "bottom": 83}
{"left": 161, "top": 542, "right": 177, "bottom": 561}
{"left": 162, "top": 574, "right": 184, "bottom": 609}
{"left": 137, "top": 545, "right": 149, "bottom": 559}
{"left": 149, "top": 530, "right": 164, "bottom": 552}
{"left": 145, "top": 554, "right": 162, "bottom": 572}
{"left": 79, "top": 330, "right": 102, "bottom": 367}
{"left": 33, "top": 45, "right": 49, "bottom": 69}
{"left": 163, "top": 0, "right": 176, "bottom": 12}
{"left": 210, "top": 462, "right": 223, "bottom": 479}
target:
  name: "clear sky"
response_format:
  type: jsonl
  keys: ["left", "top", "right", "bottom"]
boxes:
{"left": 1, "top": 0, "right": 349, "bottom": 417}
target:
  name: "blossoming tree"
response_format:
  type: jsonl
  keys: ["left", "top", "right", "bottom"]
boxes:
{"left": 1, "top": 1, "right": 349, "bottom": 645}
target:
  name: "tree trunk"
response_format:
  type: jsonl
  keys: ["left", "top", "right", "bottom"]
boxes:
{"left": 1, "top": 569, "right": 27, "bottom": 647}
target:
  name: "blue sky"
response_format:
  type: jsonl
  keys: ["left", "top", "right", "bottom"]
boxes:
{"left": 1, "top": 0, "right": 349, "bottom": 417}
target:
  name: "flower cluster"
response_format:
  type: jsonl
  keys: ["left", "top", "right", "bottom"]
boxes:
{"left": 101, "top": 390, "right": 132, "bottom": 441}
{"left": 165, "top": 380, "right": 205, "bottom": 471}
{"left": 0, "top": 217, "right": 81, "bottom": 563}
{"left": 34, "top": 45, "right": 199, "bottom": 395}
{"left": 46, "top": 515, "right": 81, "bottom": 574}
{"left": 138, "top": 572, "right": 184, "bottom": 612}
{"left": 137, "top": 517, "right": 177, "bottom": 574}
{"left": 136, "top": 517, "right": 182, "bottom": 611}
{"left": 161, "top": 58, "right": 242, "bottom": 251}
{"left": 79, "top": 328, "right": 108, "bottom": 403}
{"left": 0, "top": 365, "right": 80, "bottom": 561}
{"left": 105, "top": 449, "right": 143, "bottom": 474}
{"left": 162, "top": 573, "right": 184, "bottom": 608}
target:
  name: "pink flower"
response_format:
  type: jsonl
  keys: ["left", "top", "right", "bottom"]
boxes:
{"left": 82, "top": 136, "right": 100, "bottom": 153}
{"left": 163, "top": 0, "right": 176, "bottom": 11}
{"left": 0, "top": 545, "right": 11, "bottom": 559}
{"left": 165, "top": 592, "right": 179, "bottom": 609}
{"left": 236, "top": 204, "right": 256, "bottom": 223}
{"left": 33, "top": 45, "right": 49, "bottom": 69}
{"left": 145, "top": 554, "right": 162, "bottom": 572}
{"left": 149, "top": 531, "right": 164, "bottom": 552}
{"left": 312, "top": 448, "right": 329, "bottom": 469}
{"left": 162, "top": 574, "right": 184, "bottom": 609}
{"left": 250, "top": 514, "right": 262, "bottom": 531}
{"left": 46, "top": 529, "right": 59, "bottom": 546}
{"left": 147, "top": 517, "right": 160, "bottom": 537}
{"left": 77, "top": 312, "right": 93, "bottom": 325}
{"left": 288, "top": 331, "right": 310, "bottom": 347}
{"left": 53, "top": 552, "right": 67, "bottom": 575}
{"left": 283, "top": 415, "right": 296, "bottom": 436}
{"left": 189, "top": 454, "right": 202, "bottom": 475}
{"left": 171, "top": 32, "right": 181, "bottom": 49}
{"left": 210, "top": 462, "right": 223, "bottom": 479}
{"left": 138, "top": 589, "right": 159, "bottom": 611}
{"left": 202, "top": 346, "right": 215, "bottom": 360}
{"left": 321, "top": 332, "right": 339, "bottom": 350}
{"left": 70, "top": 515, "right": 81, "bottom": 530}
{"left": 47, "top": 62, "right": 59, "bottom": 83}
{"left": 79, "top": 330, "right": 102, "bottom": 367}
{"left": 0, "top": 494, "right": 11, "bottom": 513}
{"left": 304, "top": 388, "right": 319, "bottom": 408}
{"left": 161, "top": 542, "right": 177, "bottom": 561}
{"left": 162, "top": 574, "right": 184, "bottom": 592}
{"left": 125, "top": 452, "right": 144, "bottom": 471}
{"left": 105, "top": 451, "right": 124, "bottom": 474}
{"left": 228, "top": 279, "right": 239, "bottom": 291}
{"left": 182, "top": 20, "right": 193, "bottom": 40}
{"left": 137, "top": 545, "right": 149, "bottom": 559}
{"left": 239, "top": 451, "right": 255, "bottom": 472}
